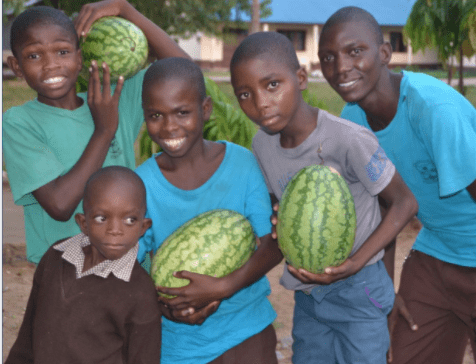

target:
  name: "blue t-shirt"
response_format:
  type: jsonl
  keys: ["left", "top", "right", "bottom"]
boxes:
{"left": 135, "top": 141, "right": 277, "bottom": 364}
{"left": 341, "top": 71, "right": 476, "bottom": 267}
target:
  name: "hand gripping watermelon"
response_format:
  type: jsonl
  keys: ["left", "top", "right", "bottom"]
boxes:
{"left": 151, "top": 209, "right": 256, "bottom": 298}
{"left": 78, "top": 16, "right": 149, "bottom": 85}
{"left": 277, "top": 165, "right": 356, "bottom": 274}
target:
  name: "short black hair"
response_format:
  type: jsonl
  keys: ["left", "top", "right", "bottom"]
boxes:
{"left": 10, "top": 6, "right": 79, "bottom": 58}
{"left": 320, "top": 6, "right": 384, "bottom": 46}
{"left": 142, "top": 57, "right": 206, "bottom": 101}
{"left": 83, "top": 166, "right": 147, "bottom": 214}
{"left": 230, "top": 31, "right": 300, "bottom": 73}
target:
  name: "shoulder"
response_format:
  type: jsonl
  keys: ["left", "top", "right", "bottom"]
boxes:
{"left": 128, "top": 262, "right": 159, "bottom": 298}
{"left": 252, "top": 128, "right": 277, "bottom": 156}
{"left": 135, "top": 155, "right": 159, "bottom": 178}
{"left": 3, "top": 101, "right": 37, "bottom": 127}
{"left": 403, "top": 71, "right": 469, "bottom": 108}
{"left": 223, "top": 141, "right": 256, "bottom": 164}
{"left": 320, "top": 109, "right": 376, "bottom": 142}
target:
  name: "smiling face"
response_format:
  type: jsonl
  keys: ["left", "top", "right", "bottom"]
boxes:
{"left": 318, "top": 21, "right": 390, "bottom": 106}
{"left": 75, "top": 178, "right": 151, "bottom": 263}
{"left": 8, "top": 23, "right": 82, "bottom": 109}
{"left": 142, "top": 77, "right": 212, "bottom": 159}
{"left": 231, "top": 56, "right": 307, "bottom": 135}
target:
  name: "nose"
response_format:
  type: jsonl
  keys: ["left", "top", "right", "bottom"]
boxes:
{"left": 42, "top": 52, "right": 61, "bottom": 70}
{"left": 161, "top": 115, "right": 179, "bottom": 134}
{"left": 254, "top": 89, "right": 270, "bottom": 116}
{"left": 107, "top": 218, "right": 123, "bottom": 236}
{"left": 336, "top": 54, "right": 352, "bottom": 74}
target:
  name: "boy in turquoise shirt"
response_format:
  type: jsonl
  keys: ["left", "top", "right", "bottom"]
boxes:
{"left": 318, "top": 6, "right": 476, "bottom": 364}
{"left": 3, "top": 0, "right": 189, "bottom": 263}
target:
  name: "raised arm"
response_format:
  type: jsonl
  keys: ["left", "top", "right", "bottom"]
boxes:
{"left": 74, "top": 0, "right": 190, "bottom": 61}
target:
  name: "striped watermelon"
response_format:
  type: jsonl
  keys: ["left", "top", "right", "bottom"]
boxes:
{"left": 78, "top": 16, "right": 148, "bottom": 85}
{"left": 151, "top": 209, "right": 256, "bottom": 298}
{"left": 277, "top": 165, "right": 356, "bottom": 274}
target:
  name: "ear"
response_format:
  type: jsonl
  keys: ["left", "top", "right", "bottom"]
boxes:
{"left": 7, "top": 56, "right": 24, "bottom": 78}
{"left": 140, "top": 218, "right": 152, "bottom": 237}
{"left": 202, "top": 96, "right": 213, "bottom": 121}
{"left": 379, "top": 42, "right": 393, "bottom": 66}
{"left": 75, "top": 213, "right": 88, "bottom": 235}
{"left": 296, "top": 66, "right": 308, "bottom": 91}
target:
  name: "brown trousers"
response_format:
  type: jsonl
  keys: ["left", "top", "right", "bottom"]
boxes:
{"left": 392, "top": 250, "right": 476, "bottom": 364}
{"left": 208, "top": 324, "right": 278, "bottom": 364}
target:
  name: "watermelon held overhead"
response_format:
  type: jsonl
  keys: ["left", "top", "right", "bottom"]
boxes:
{"left": 277, "top": 165, "right": 356, "bottom": 274}
{"left": 78, "top": 16, "right": 148, "bottom": 86}
{"left": 151, "top": 209, "right": 256, "bottom": 298}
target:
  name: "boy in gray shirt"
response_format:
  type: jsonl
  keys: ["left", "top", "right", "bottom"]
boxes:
{"left": 230, "top": 32, "right": 418, "bottom": 364}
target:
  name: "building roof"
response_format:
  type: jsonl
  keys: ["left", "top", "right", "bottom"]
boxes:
{"left": 238, "top": 0, "right": 418, "bottom": 27}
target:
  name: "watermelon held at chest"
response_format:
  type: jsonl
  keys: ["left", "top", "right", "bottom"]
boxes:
{"left": 78, "top": 16, "right": 149, "bottom": 86}
{"left": 276, "top": 165, "right": 356, "bottom": 274}
{"left": 150, "top": 209, "right": 256, "bottom": 298}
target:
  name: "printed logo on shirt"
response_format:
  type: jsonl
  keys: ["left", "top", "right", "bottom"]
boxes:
{"left": 365, "top": 146, "right": 387, "bottom": 182}
{"left": 109, "top": 137, "right": 122, "bottom": 159}
{"left": 278, "top": 171, "right": 295, "bottom": 193}
{"left": 414, "top": 160, "right": 438, "bottom": 184}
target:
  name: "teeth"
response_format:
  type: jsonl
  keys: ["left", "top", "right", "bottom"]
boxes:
{"left": 339, "top": 80, "right": 357, "bottom": 88}
{"left": 163, "top": 138, "right": 185, "bottom": 149}
{"left": 43, "top": 77, "right": 64, "bottom": 84}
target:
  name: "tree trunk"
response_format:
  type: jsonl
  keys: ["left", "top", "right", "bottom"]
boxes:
{"left": 250, "top": 0, "right": 260, "bottom": 34}
{"left": 459, "top": 45, "right": 465, "bottom": 95}
{"left": 447, "top": 60, "right": 453, "bottom": 86}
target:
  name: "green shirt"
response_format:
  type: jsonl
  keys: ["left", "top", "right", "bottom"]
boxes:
{"left": 3, "top": 70, "right": 146, "bottom": 263}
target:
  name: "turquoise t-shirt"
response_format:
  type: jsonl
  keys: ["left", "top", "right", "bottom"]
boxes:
{"left": 2, "top": 69, "right": 146, "bottom": 264}
{"left": 135, "top": 141, "right": 277, "bottom": 364}
{"left": 341, "top": 71, "right": 476, "bottom": 267}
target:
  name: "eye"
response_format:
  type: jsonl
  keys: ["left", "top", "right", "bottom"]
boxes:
{"left": 59, "top": 49, "right": 70, "bottom": 55}
{"left": 94, "top": 215, "right": 106, "bottom": 223}
{"left": 124, "top": 217, "right": 137, "bottom": 225}
{"left": 268, "top": 81, "right": 279, "bottom": 90}
{"left": 27, "top": 53, "right": 39, "bottom": 60}
{"left": 149, "top": 112, "right": 162, "bottom": 119}
{"left": 350, "top": 48, "right": 362, "bottom": 56}
{"left": 238, "top": 92, "right": 250, "bottom": 100}
{"left": 321, "top": 54, "right": 334, "bottom": 63}
{"left": 178, "top": 110, "right": 190, "bottom": 116}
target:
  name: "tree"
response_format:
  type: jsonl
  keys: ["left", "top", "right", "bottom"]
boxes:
{"left": 38, "top": 0, "right": 271, "bottom": 39}
{"left": 250, "top": 0, "right": 260, "bottom": 34}
{"left": 404, "top": 0, "right": 476, "bottom": 94}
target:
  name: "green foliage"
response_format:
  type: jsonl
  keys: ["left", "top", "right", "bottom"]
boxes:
{"left": 41, "top": 0, "right": 272, "bottom": 39}
{"left": 404, "top": 0, "right": 476, "bottom": 62}
{"left": 301, "top": 89, "right": 329, "bottom": 110}
{"left": 2, "top": 0, "right": 26, "bottom": 22}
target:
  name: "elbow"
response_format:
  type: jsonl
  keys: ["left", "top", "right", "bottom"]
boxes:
{"left": 42, "top": 200, "right": 76, "bottom": 222}
{"left": 403, "top": 192, "right": 419, "bottom": 221}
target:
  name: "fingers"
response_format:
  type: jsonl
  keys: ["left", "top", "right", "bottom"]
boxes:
{"left": 87, "top": 61, "right": 101, "bottom": 104}
{"left": 395, "top": 294, "right": 418, "bottom": 331}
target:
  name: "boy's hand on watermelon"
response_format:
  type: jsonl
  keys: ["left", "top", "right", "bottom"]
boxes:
{"left": 387, "top": 293, "right": 418, "bottom": 363}
{"left": 157, "top": 271, "right": 228, "bottom": 310}
{"left": 87, "top": 60, "right": 124, "bottom": 137}
{"left": 74, "top": 0, "right": 125, "bottom": 37}
{"left": 158, "top": 300, "right": 220, "bottom": 325}
{"left": 287, "top": 258, "right": 361, "bottom": 285}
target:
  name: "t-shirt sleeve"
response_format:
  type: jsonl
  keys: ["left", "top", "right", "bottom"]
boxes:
{"left": 414, "top": 102, "right": 476, "bottom": 197}
{"left": 345, "top": 128, "right": 395, "bottom": 196}
{"left": 115, "top": 68, "right": 147, "bottom": 140}
{"left": 244, "top": 153, "right": 273, "bottom": 238}
{"left": 2, "top": 108, "right": 65, "bottom": 205}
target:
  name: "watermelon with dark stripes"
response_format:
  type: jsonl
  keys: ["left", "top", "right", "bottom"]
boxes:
{"left": 79, "top": 16, "right": 148, "bottom": 84}
{"left": 277, "top": 165, "right": 356, "bottom": 274}
{"left": 151, "top": 210, "right": 256, "bottom": 298}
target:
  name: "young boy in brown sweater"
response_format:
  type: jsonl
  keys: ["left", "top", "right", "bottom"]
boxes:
{"left": 5, "top": 166, "right": 160, "bottom": 364}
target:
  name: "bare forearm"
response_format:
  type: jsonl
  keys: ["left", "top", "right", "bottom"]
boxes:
{"left": 117, "top": 0, "right": 190, "bottom": 60}
{"left": 32, "top": 129, "right": 115, "bottom": 221}
{"left": 222, "top": 234, "right": 283, "bottom": 298}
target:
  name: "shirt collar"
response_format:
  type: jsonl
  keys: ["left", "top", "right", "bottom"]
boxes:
{"left": 54, "top": 233, "right": 138, "bottom": 282}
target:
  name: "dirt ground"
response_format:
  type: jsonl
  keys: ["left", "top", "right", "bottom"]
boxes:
{"left": 2, "top": 190, "right": 474, "bottom": 363}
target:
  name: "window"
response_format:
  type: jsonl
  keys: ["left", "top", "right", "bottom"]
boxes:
{"left": 390, "top": 32, "right": 407, "bottom": 53}
{"left": 277, "top": 30, "right": 306, "bottom": 51}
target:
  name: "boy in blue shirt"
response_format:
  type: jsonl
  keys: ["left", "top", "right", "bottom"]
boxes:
{"left": 135, "top": 57, "right": 282, "bottom": 364}
{"left": 3, "top": 0, "right": 189, "bottom": 264}
{"left": 318, "top": 6, "right": 476, "bottom": 364}
{"left": 230, "top": 31, "right": 418, "bottom": 364}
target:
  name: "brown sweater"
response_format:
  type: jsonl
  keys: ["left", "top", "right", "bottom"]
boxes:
{"left": 5, "top": 243, "right": 162, "bottom": 364}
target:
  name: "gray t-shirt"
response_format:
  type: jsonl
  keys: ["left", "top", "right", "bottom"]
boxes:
{"left": 252, "top": 109, "right": 395, "bottom": 291}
